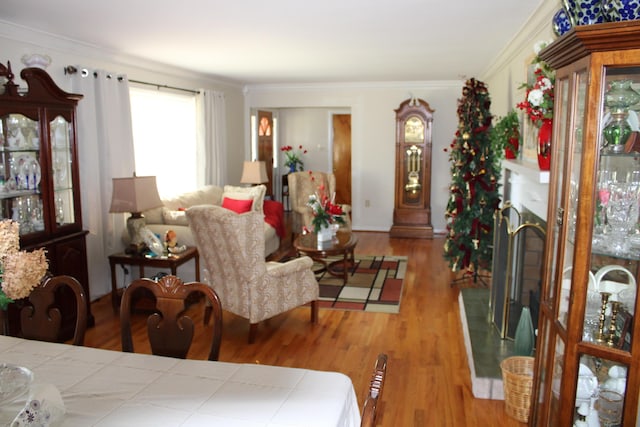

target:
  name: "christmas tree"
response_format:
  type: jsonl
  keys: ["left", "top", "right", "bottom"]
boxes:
{"left": 444, "top": 78, "right": 501, "bottom": 276}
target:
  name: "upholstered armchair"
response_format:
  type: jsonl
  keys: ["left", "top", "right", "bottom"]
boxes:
{"left": 288, "top": 171, "right": 352, "bottom": 235}
{"left": 186, "top": 205, "right": 319, "bottom": 343}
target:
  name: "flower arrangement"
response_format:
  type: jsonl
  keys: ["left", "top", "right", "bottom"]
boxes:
{"left": 306, "top": 174, "right": 345, "bottom": 233}
{"left": 517, "top": 41, "right": 555, "bottom": 128}
{"left": 281, "top": 145, "right": 307, "bottom": 172}
{"left": 0, "top": 219, "right": 48, "bottom": 309}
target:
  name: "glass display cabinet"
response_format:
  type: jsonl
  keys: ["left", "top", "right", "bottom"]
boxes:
{"left": 531, "top": 22, "right": 640, "bottom": 426}
{"left": 0, "top": 61, "right": 92, "bottom": 336}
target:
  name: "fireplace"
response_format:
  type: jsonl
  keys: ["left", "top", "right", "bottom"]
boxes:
{"left": 492, "top": 159, "right": 550, "bottom": 339}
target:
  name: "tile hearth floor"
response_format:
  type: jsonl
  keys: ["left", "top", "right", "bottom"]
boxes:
{"left": 459, "top": 288, "right": 517, "bottom": 400}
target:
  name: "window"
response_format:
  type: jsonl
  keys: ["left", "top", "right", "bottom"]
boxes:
{"left": 129, "top": 86, "right": 197, "bottom": 198}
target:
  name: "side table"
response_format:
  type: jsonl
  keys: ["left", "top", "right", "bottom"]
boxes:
{"left": 108, "top": 247, "right": 200, "bottom": 312}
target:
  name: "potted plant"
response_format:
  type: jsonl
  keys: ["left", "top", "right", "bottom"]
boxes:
{"left": 492, "top": 111, "right": 521, "bottom": 160}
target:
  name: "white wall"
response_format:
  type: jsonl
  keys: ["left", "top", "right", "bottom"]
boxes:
{"left": 245, "top": 83, "right": 462, "bottom": 233}
{"left": 0, "top": 21, "right": 247, "bottom": 300}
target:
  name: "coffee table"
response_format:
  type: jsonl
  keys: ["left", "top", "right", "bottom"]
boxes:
{"left": 294, "top": 230, "right": 358, "bottom": 285}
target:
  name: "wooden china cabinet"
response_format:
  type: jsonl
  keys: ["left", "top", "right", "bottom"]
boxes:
{"left": 531, "top": 22, "right": 640, "bottom": 426}
{"left": 0, "top": 61, "right": 93, "bottom": 338}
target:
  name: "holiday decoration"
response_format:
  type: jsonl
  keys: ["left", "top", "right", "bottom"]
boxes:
{"left": 444, "top": 78, "right": 501, "bottom": 277}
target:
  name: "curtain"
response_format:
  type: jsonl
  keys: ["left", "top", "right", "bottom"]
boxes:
{"left": 70, "top": 68, "right": 135, "bottom": 299}
{"left": 196, "top": 89, "right": 226, "bottom": 186}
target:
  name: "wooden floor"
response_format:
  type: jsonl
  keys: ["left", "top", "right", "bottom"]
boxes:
{"left": 83, "top": 230, "right": 525, "bottom": 427}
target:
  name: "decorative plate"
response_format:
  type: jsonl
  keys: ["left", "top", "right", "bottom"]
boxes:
{"left": 0, "top": 364, "right": 33, "bottom": 405}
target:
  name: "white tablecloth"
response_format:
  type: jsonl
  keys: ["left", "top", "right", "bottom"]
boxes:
{"left": 0, "top": 336, "right": 361, "bottom": 427}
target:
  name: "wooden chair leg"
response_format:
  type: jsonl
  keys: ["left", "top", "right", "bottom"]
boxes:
{"left": 248, "top": 323, "right": 258, "bottom": 344}
{"left": 311, "top": 300, "right": 318, "bottom": 324}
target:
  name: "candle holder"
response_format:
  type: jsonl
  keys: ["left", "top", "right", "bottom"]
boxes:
{"left": 606, "top": 300, "right": 621, "bottom": 347}
{"left": 595, "top": 292, "right": 612, "bottom": 343}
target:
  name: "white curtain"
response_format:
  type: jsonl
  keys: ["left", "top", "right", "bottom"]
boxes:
{"left": 196, "top": 89, "right": 226, "bottom": 186}
{"left": 70, "top": 68, "right": 135, "bottom": 300}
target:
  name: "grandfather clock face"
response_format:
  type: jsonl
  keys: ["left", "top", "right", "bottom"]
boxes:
{"left": 403, "top": 115, "right": 426, "bottom": 200}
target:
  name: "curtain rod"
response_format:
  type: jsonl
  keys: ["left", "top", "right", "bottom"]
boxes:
{"left": 64, "top": 65, "right": 200, "bottom": 95}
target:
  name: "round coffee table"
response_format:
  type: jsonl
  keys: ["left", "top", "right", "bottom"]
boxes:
{"left": 294, "top": 230, "right": 358, "bottom": 285}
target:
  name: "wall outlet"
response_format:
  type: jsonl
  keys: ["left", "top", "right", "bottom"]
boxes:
{"left": 365, "top": 200, "right": 370, "bottom": 208}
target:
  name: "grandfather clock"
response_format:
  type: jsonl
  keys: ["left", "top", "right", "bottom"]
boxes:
{"left": 390, "top": 98, "right": 434, "bottom": 238}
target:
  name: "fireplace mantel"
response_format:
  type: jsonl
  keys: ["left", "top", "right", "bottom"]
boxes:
{"left": 501, "top": 159, "right": 550, "bottom": 221}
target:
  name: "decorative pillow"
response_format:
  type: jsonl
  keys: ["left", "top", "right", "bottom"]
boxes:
{"left": 222, "top": 197, "right": 253, "bottom": 214}
{"left": 222, "top": 184, "right": 266, "bottom": 214}
{"left": 162, "top": 208, "right": 188, "bottom": 226}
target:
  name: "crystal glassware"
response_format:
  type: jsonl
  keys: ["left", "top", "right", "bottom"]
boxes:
{"left": 606, "top": 181, "right": 640, "bottom": 254}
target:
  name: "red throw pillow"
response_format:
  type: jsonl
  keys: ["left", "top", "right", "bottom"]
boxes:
{"left": 222, "top": 197, "right": 253, "bottom": 213}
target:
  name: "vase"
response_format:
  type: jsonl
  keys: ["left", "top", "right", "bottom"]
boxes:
{"left": 603, "top": 79, "right": 640, "bottom": 153}
{"left": 514, "top": 306, "right": 535, "bottom": 356}
{"left": 317, "top": 225, "right": 332, "bottom": 242}
{"left": 603, "top": 0, "right": 640, "bottom": 21}
{"left": 563, "top": 0, "right": 605, "bottom": 26}
{"left": 505, "top": 137, "right": 519, "bottom": 159}
{"left": 537, "top": 119, "right": 552, "bottom": 171}
{"left": 553, "top": 7, "right": 573, "bottom": 37}
{"left": 289, "top": 164, "right": 296, "bottom": 173}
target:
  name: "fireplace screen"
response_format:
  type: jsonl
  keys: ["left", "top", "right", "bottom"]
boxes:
{"left": 491, "top": 204, "right": 546, "bottom": 339}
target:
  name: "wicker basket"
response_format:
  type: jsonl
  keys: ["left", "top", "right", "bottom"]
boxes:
{"left": 500, "top": 356, "right": 535, "bottom": 423}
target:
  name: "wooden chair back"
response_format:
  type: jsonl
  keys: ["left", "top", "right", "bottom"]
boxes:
{"left": 361, "top": 353, "right": 388, "bottom": 427}
{"left": 21, "top": 275, "right": 87, "bottom": 346}
{"left": 120, "top": 275, "right": 223, "bottom": 361}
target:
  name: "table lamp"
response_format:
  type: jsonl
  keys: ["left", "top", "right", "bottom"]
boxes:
{"left": 240, "top": 160, "right": 268, "bottom": 186}
{"left": 109, "top": 175, "right": 163, "bottom": 254}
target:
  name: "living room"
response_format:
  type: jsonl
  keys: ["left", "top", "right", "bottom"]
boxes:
{"left": 0, "top": 1, "right": 562, "bottom": 425}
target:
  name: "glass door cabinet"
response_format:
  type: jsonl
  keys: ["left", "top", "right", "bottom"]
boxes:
{"left": 0, "top": 61, "right": 92, "bottom": 336}
{"left": 532, "top": 22, "right": 640, "bottom": 426}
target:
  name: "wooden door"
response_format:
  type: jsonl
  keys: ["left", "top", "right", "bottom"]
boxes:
{"left": 332, "top": 114, "right": 351, "bottom": 206}
{"left": 257, "top": 110, "right": 274, "bottom": 197}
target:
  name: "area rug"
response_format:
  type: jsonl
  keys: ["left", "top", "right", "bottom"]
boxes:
{"left": 313, "top": 255, "right": 407, "bottom": 313}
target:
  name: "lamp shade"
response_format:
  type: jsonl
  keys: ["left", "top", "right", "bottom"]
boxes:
{"left": 109, "top": 176, "right": 163, "bottom": 214}
{"left": 240, "top": 161, "right": 268, "bottom": 184}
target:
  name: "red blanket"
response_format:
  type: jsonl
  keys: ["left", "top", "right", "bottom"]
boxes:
{"left": 263, "top": 200, "right": 285, "bottom": 238}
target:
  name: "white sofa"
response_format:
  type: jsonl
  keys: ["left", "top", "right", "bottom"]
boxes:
{"left": 140, "top": 185, "right": 281, "bottom": 257}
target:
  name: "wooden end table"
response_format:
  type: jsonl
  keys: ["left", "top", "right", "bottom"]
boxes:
{"left": 293, "top": 230, "right": 358, "bottom": 285}
{"left": 108, "top": 247, "right": 200, "bottom": 312}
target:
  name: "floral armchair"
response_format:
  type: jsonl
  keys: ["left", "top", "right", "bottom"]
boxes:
{"left": 288, "top": 171, "right": 352, "bottom": 235}
{"left": 186, "top": 205, "right": 319, "bottom": 343}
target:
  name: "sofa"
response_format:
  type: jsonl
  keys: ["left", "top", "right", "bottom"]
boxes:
{"left": 140, "top": 184, "right": 283, "bottom": 257}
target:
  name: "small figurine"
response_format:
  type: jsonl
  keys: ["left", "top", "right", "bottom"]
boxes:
{"left": 165, "top": 229, "right": 178, "bottom": 248}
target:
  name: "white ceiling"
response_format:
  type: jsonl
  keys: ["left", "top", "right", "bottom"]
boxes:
{"left": 0, "top": 0, "right": 543, "bottom": 85}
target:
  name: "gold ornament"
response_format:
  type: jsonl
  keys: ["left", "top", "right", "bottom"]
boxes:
{"left": 462, "top": 132, "right": 470, "bottom": 140}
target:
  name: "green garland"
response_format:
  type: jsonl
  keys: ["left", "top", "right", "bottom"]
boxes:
{"left": 443, "top": 78, "right": 502, "bottom": 274}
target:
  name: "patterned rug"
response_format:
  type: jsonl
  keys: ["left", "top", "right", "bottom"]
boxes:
{"left": 313, "top": 255, "right": 407, "bottom": 313}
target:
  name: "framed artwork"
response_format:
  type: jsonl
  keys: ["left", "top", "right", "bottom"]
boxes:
{"left": 521, "top": 60, "right": 539, "bottom": 165}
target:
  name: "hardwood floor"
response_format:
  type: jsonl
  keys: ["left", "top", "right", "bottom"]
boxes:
{"left": 83, "top": 230, "right": 524, "bottom": 427}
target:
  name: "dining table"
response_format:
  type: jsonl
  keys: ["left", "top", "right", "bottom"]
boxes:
{"left": 0, "top": 335, "right": 362, "bottom": 426}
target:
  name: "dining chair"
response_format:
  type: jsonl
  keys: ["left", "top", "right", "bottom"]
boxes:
{"left": 120, "top": 274, "right": 223, "bottom": 361}
{"left": 20, "top": 274, "right": 87, "bottom": 346}
{"left": 186, "top": 205, "right": 319, "bottom": 344}
{"left": 361, "top": 353, "right": 388, "bottom": 427}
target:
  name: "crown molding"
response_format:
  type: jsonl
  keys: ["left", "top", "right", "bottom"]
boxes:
{"left": 482, "top": 0, "right": 558, "bottom": 80}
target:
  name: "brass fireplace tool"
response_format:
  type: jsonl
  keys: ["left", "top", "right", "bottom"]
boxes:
{"left": 594, "top": 291, "right": 620, "bottom": 347}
